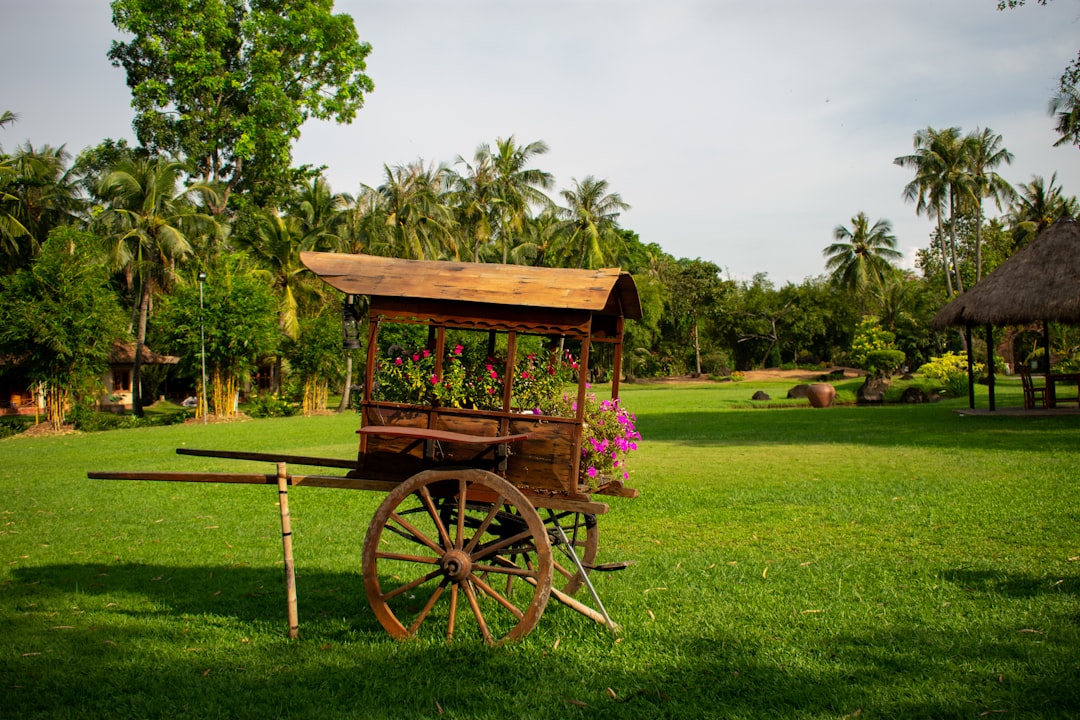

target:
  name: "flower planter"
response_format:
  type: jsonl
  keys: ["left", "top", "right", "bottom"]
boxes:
{"left": 806, "top": 383, "right": 835, "bottom": 408}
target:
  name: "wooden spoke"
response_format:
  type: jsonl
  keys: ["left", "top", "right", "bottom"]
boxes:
{"left": 417, "top": 485, "right": 453, "bottom": 550}
{"left": 469, "top": 574, "right": 525, "bottom": 620}
{"left": 382, "top": 568, "right": 443, "bottom": 602}
{"left": 388, "top": 511, "right": 444, "bottom": 556}
{"left": 447, "top": 583, "right": 458, "bottom": 642}
{"left": 455, "top": 477, "right": 467, "bottom": 550}
{"left": 462, "top": 579, "right": 493, "bottom": 644}
{"left": 362, "top": 469, "right": 553, "bottom": 643}
{"left": 406, "top": 579, "right": 448, "bottom": 635}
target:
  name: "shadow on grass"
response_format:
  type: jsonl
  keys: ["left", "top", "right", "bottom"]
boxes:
{"left": 5, "top": 562, "right": 1080, "bottom": 719}
{"left": 7, "top": 561, "right": 377, "bottom": 635}
{"left": 942, "top": 568, "right": 1080, "bottom": 598}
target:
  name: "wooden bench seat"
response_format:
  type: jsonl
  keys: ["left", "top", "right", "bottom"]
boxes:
{"left": 357, "top": 425, "right": 533, "bottom": 445}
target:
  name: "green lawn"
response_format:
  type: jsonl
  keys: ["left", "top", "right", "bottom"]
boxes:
{"left": 2, "top": 379, "right": 1078, "bottom": 719}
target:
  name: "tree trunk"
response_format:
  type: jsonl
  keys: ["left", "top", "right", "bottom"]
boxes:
{"left": 692, "top": 316, "right": 702, "bottom": 376}
{"left": 338, "top": 354, "right": 354, "bottom": 412}
{"left": 132, "top": 284, "right": 150, "bottom": 418}
{"left": 948, "top": 196, "right": 965, "bottom": 295}
{"left": 974, "top": 207, "right": 984, "bottom": 283}
{"left": 937, "top": 219, "right": 954, "bottom": 297}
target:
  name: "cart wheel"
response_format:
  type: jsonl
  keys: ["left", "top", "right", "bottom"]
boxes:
{"left": 362, "top": 468, "right": 552, "bottom": 644}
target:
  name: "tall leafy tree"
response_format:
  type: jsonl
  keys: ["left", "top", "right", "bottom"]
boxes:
{"left": 156, "top": 254, "right": 279, "bottom": 418}
{"left": 108, "top": 0, "right": 374, "bottom": 212}
{"left": 823, "top": 212, "right": 902, "bottom": 314}
{"left": 665, "top": 258, "right": 726, "bottom": 375}
{"left": 98, "top": 156, "right": 218, "bottom": 415}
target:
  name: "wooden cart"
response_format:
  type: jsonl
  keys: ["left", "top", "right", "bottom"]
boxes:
{"left": 90, "top": 252, "right": 642, "bottom": 644}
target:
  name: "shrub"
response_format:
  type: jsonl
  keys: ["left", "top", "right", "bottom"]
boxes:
{"left": 244, "top": 393, "right": 298, "bottom": 418}
{"left": 918, "top": 352, "right": 980, "bottom": 396}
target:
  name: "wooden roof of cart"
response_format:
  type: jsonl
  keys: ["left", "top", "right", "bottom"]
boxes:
{"left": 301, "top": 251, "right": 642, "bottom": 320}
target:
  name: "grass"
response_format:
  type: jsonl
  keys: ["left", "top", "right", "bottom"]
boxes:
{"left": 1, "top": 378, "right": 1079, "bottom": 719}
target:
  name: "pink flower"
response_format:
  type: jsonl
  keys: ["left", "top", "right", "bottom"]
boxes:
{"left": 586, "top": 466, "right": 598, "bottom": 478}
{"left": 412, "top": 354, "right": 420, "bottom": 362}
{"left": 430, "top": 375, "right": 439, "bottom": 384}
{"left": 394, "top": 357, "right": 403, "bottom": 366}
{"left": 454, "top": 344, "right": 463, "bottom": 355}
{"left": 422, "top": 349, "right": 431, "bottom": 358}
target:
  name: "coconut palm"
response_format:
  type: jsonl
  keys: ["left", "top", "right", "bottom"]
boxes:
{"left": 362, "top": 161, "right": 456, "bottom": 260}
{"left": 1007, "top": 173, "right": 1080, "bottom": 246}
{"left": 964, "top": 128, "right": 1015, "bottom": 282}
{"left": 99, "top": 156, "right": 218, "bottom": 415}
{"left": 0, "top": 143, "right": 83, "bottom": 270}
{"left": 1049, "top": 85, "right": 1080, "bottom": 149}
{"left": 824, "top": 212, "right": 902, "bottom": 315}
{"left": 449, "top": 147, "right": 498, "bottom": 262}
{"left": 551, "top": 176, "right": 630, "bottom": 269}
{"left": 489, "top": 137, "right": 553, "bottom": 264}
{"left": 290, "top": 174, "right": 347, "bottom": 251}
{"left": 895, "top": 127, "right": 971, "bottom": 296}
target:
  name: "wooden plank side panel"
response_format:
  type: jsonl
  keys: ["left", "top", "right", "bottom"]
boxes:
{"left": 359, "top": 405, "right": 428, "bottom": 476}
{"left": 430, "top": 414, "right": 503, "bottom": 468}
{"left": 505, "top": 419, "right": 576, "bottom": 493}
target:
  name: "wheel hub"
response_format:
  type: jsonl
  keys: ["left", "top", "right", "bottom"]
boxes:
{"left": 440, "top": 549, "right": 473, "bottom": 582}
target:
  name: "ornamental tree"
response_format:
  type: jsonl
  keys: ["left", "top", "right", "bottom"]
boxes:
{"left": 108, "top": 0, "right": 374, "bottom": 212}
{"left": 156, "top": 254, "right": 279, "bottom": 417}
{"left": 0, "top": 229, "right": 126, "bottom": 428}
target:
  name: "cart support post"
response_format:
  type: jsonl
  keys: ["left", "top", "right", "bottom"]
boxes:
{"left": 276, "top": 462, "right": 300, "bottom": 639}
{"left": 550, "top": 518, "right": 617, "bottom": 631}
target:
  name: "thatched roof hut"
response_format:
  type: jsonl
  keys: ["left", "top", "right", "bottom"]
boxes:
{"left": 932, "top": 219, "right": 1080, "bottom": 329}
{"left": 930, "top": 218, "right": 1080, "bottom": 411}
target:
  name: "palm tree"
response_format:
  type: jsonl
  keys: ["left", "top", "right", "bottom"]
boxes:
{"left": 449, "top": 147, "right": 497, "bottom": 262}
{"left": 823, "top": 212, "right": 902, "bottom": 315}
{"left": 552, "top": 176, "right": 630, "bottom": 269}
{"left": 290, "top": 175, "right": 346, "bottom": 251}
{"left": 895, "top": 127, "right": 970, "bottom": 296}
{"left": 1007, "top": 173, "right": 1079, "bottom": 246}
{"left": 489, "top": 137, "right": 553, "bottom": 264}
{"left": 362, "top": 161, "right": 456, "bottom": 260}
{"left": 99, "top": 156, "right": 217, "bottom": 416}
{"left": 0, "top": 143, "right": 83, "bottom": 270}
{"left": 1049, "top": 85, "right": 1080, "bottom": 149}
{"left": 964, "top": 128, "right": 1015, "bottom": 282}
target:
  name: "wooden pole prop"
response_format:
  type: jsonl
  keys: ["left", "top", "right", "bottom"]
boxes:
{"left": 277, "top": 462, "right": 300, "bottom": 639}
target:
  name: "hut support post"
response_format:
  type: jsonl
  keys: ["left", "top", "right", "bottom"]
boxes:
{"left": 986, "top": 324, "right": 996, "bottom": 412}
{"left": 965, "top": 324, "right": 975, "bottom": 409}
{"left": 277, "top": 462, "right": 300, "bottom": 639}
{"left": 1043, "top": 320, "right": 1052, "bottom": 373}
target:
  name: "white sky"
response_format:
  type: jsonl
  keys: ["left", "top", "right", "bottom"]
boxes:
{"left": 4, "top": 0, "right": 1080, "bottom": 283}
